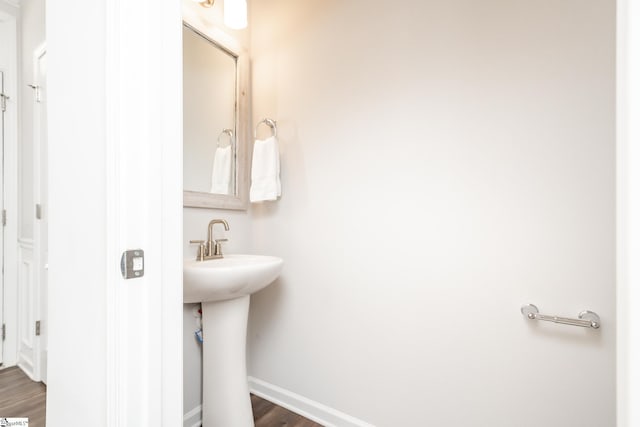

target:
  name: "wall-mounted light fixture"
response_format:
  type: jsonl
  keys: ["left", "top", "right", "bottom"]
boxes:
{"left": 192, "top": 0, "right": 247, "bottom": 30}
{"left": 224, "top": 0, "right": 247, "bottom": 30}
{"left": 192, "top": 0, "right": 215, "bottom": 7}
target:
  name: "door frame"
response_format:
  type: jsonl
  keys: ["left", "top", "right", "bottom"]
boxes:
{"left": 1, "top": 68, "right": 5, "bottom": 369}
{"left": 617, "top": 0, "right": 640, "bottom": 425}
{"left": 46, "top": 0, "right": 183, "bottom": 425}
{"left": 102, "top": 1, "right": 183, "bottom": 424}
{"left": 32, "top": 42, "right": 47, "bottom": 382}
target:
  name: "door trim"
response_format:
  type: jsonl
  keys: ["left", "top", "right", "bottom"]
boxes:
{"left": 617, "top": 0, "right": 640, "bottom": 425}
{"left": 45, "top": 0, "right": 183, "bottom": 424}
{"left": 103, "top": 0, "right": 183, "bottom": 425}
{"left": 32, "top": 43, "right": 47, "bottom": 383}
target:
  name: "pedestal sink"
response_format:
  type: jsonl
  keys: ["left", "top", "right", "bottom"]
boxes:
{"left": 184, "top": 254, "right": 283, "bottom": 427}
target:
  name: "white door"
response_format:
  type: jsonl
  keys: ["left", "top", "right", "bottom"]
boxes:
{"left": 16, "top": 46, "right": 47, "bottom": 382}
{"left": 34, "top": 47, "right": 47, "bottom": 383}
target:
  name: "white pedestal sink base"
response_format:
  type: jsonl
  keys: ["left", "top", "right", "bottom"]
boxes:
{"left": 183, "top": 254, "right": 283, "bottom": 426}
{"left": 202, "top": 295, "right": 254, "bottom": 427}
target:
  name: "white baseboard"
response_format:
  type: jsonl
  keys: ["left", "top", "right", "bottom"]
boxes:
{"left": 248, "top": 377, "right": 376, "bottom": 427}
{"left": 183, "top": 405, "right": 202, "bottom": 427}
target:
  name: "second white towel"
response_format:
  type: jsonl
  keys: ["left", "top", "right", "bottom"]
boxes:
{"left": 210, "top": 145, "right": 232, "bottom": 194}
{"left": 250, "top": 136, "right": 281, "bottom": 202}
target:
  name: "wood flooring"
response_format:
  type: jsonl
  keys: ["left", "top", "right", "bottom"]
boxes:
{"left": 0, "top": 366, "right": 323, "bottom": 427}
{"left": 252, "top": 394, "right": 324, "bottom": 427}
{"left": 0, "top": 366, "right": 46, "bottom": 427}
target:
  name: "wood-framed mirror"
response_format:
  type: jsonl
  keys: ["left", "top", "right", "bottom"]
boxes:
{"left": 182, "top": 20, "right": 250, "bottom": 210}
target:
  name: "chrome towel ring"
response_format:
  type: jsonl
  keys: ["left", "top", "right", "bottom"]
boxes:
{"left": 217, "top": 128, "right": 234, "bottom": 148}
{"left": 255, "top": 118, "right": 277, "bottom": 139}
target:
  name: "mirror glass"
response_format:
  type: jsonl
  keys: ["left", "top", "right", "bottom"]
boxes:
{"left": 183, "top": 24, "right": 236, "bottom": 195}
{"left": 183, "top": 22, "right": 249, "bottom": 209}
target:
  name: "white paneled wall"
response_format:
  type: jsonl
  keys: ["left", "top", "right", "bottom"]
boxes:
{"left": 17, "top": 238, "right": 35, "bottom": 378}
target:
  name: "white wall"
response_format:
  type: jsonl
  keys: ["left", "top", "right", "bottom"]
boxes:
{"left": 0, "top": 1, "right": 18, "bottom": 16}
{"left": 245, "top": 1, "right": 615, "bottom": 426}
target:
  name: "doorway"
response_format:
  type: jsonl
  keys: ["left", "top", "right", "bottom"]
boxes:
{"left": 16, "top": 44, "right": 48, "bottom": 384}
{"left": 0, "top": 45, "right": 48, "bottom": 402}
{"left": 0, "top": 6, "right": 19, "bottom": 371}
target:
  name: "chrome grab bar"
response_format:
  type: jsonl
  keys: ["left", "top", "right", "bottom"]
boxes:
{"left": 521, "top": 304, "right": 601, "bottom": 329}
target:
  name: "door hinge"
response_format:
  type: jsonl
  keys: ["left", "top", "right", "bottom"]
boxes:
{"left": 28, "top": 84, "right": 41, "bottom": 103}
{"left": 2, "top": 324, "right": 5, "bottom": 341}
{"left": 2, "top": 209, "right": 6, "bottom": 226}
{"left": 0, "top": 92, "right": 9, "bottom": 112}
{"left": 35, "top": 204, "right": 42, "bottom": 220}
{"left": 35, "top": 321, "right": 41, "bottom": 336}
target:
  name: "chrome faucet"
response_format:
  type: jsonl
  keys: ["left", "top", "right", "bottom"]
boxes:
{"left": 190, "top": 219, "right": 230, "bottom": 261}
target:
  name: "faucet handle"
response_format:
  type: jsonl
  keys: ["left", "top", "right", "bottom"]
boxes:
{"left": 213, "top": 239, "right": 228, "bottom": 257}
{"left": 189, "top": 240, "right": 206, "bottom": 261}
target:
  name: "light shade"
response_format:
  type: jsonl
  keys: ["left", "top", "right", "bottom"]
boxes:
{"left": 224, "top": 0, "right": 247, "bottom": 30}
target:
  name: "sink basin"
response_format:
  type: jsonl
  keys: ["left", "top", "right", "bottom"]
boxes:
{"left": 183, "top": 254, "right": 283, "bottom": 303}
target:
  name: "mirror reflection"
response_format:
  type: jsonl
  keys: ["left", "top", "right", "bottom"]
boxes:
{"left": 183, "top": 24, "right": 237, "bottom": 195}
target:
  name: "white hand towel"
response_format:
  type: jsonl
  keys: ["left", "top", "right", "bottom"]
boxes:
{"left": 250, "top": 136, "right": 281, "bottom": 202}
{"left": 210, "top": 145, "right": 232, "bottom": 194}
